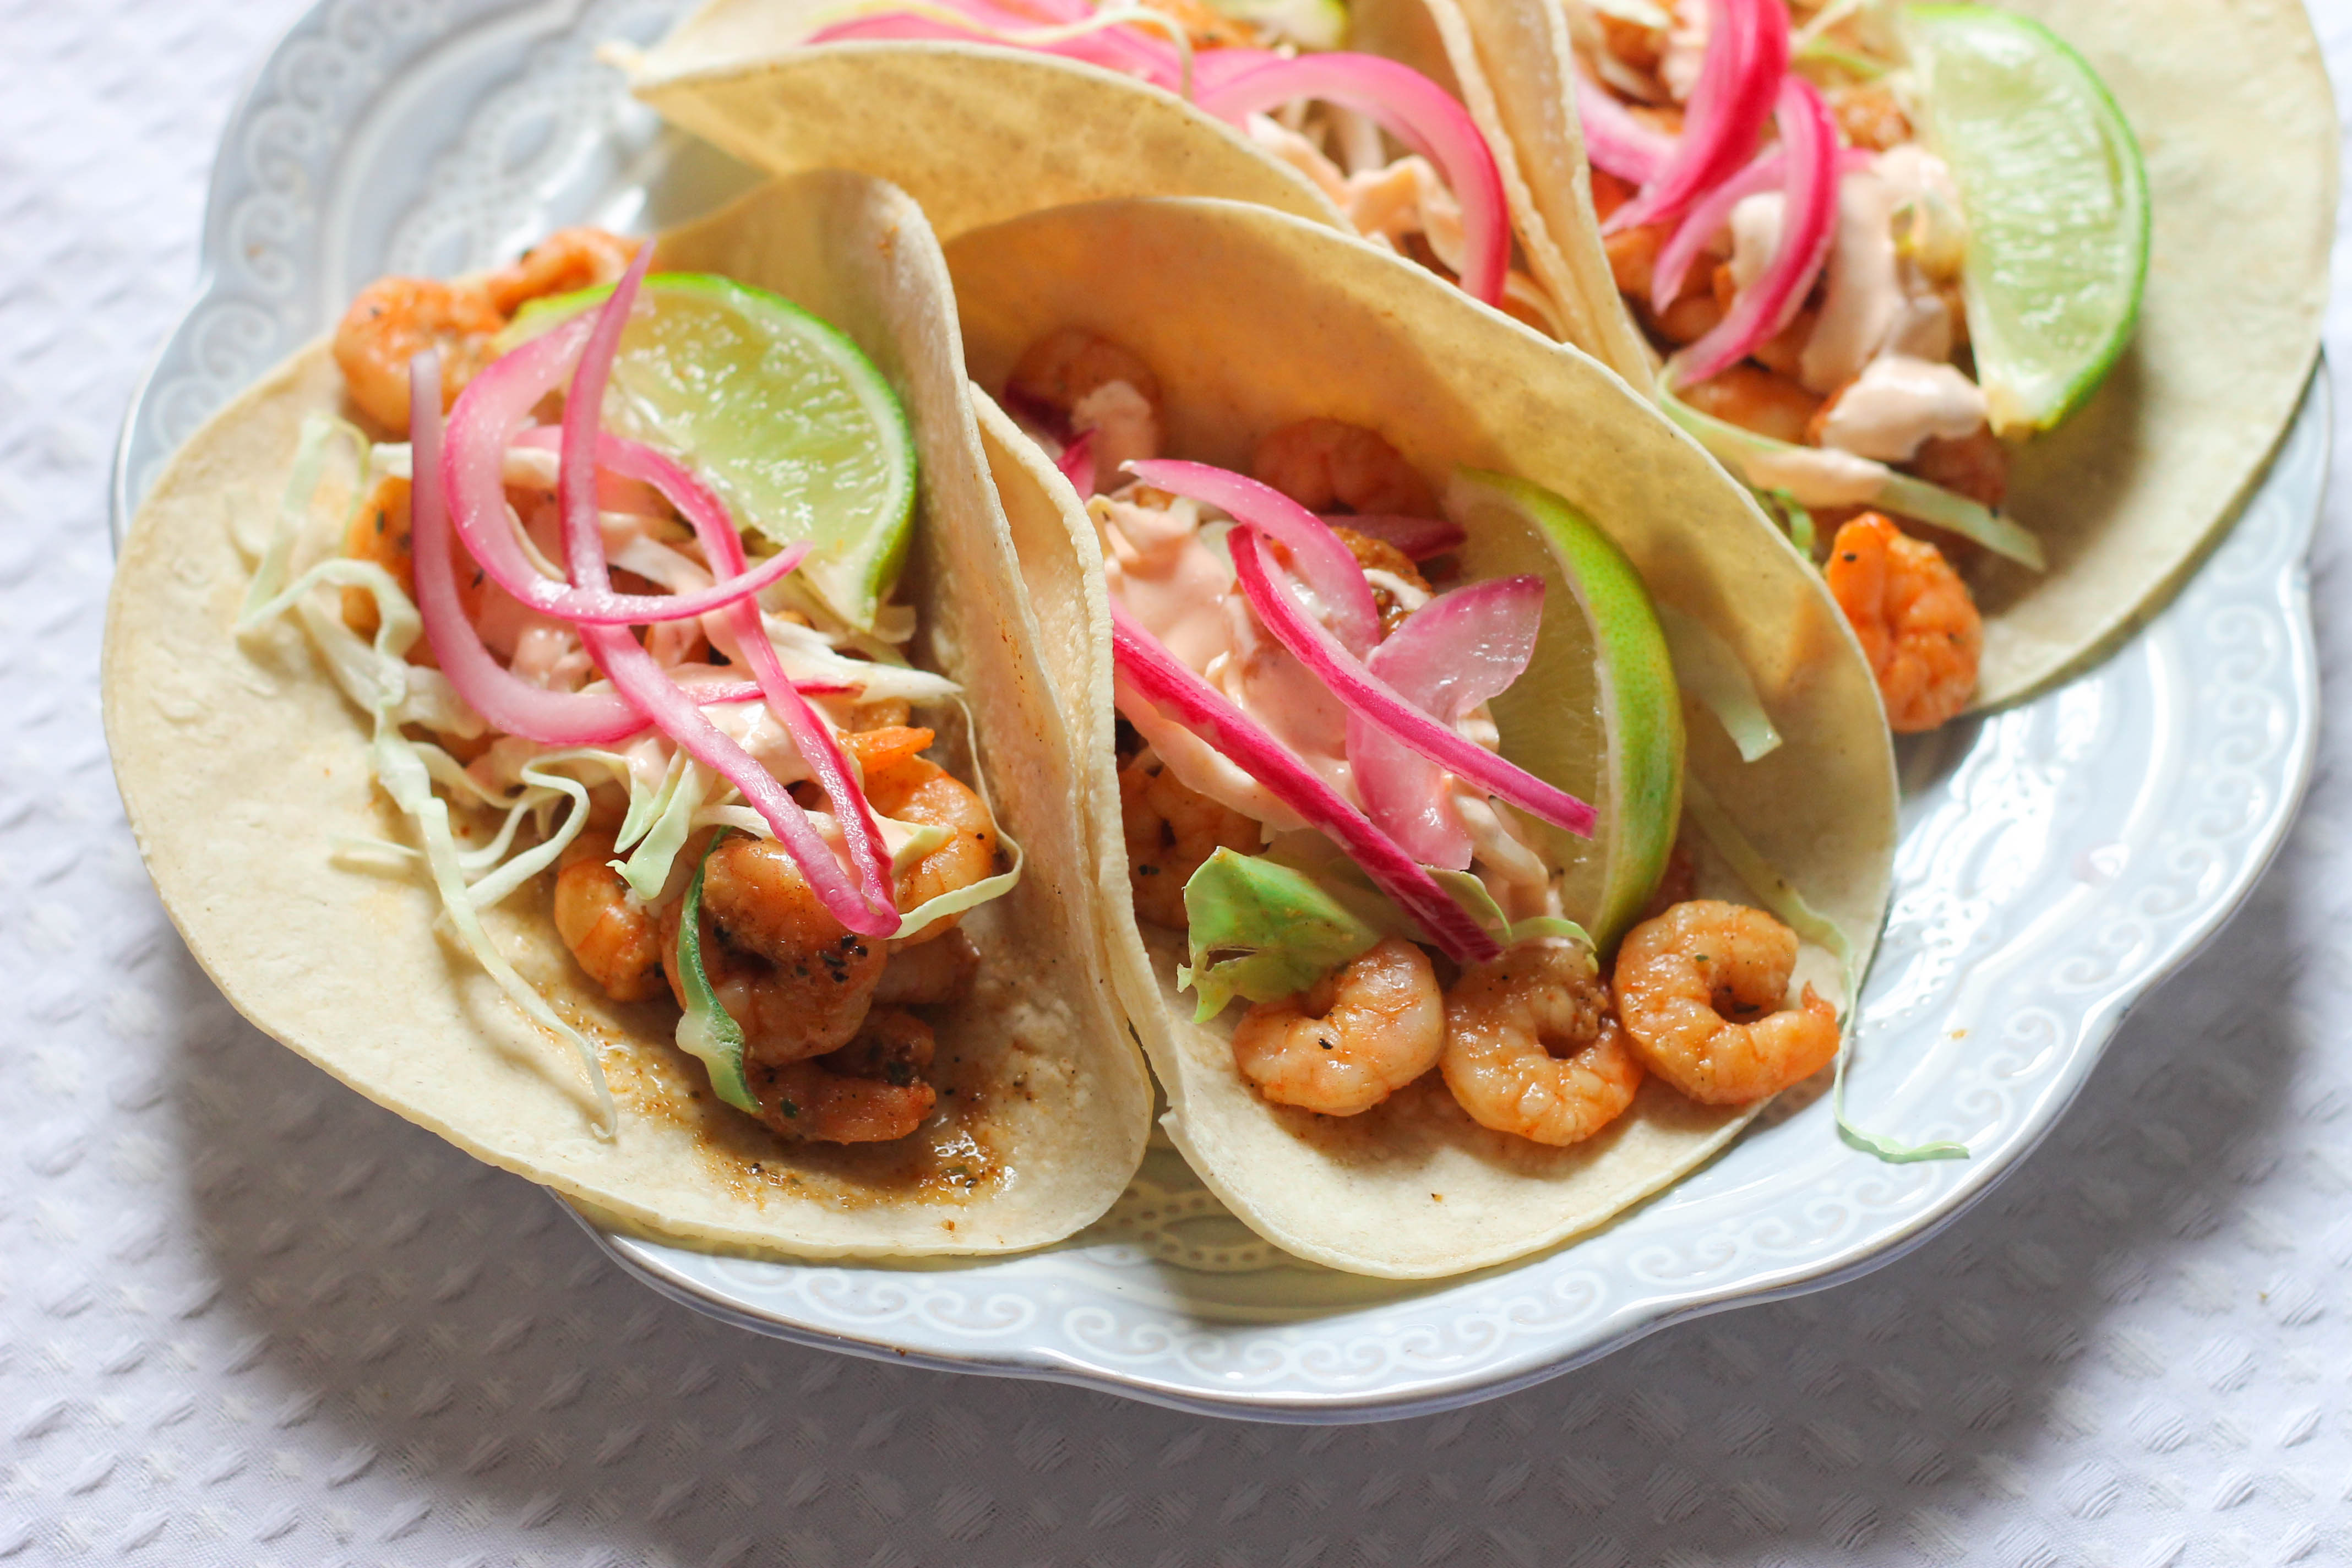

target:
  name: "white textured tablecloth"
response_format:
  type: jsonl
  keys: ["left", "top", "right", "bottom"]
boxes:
{"left": 5, "top": 1, "right": 2350, "bottom": 1561}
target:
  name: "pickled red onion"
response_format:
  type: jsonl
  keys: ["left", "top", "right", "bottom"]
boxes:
{"left": 411, "top": 356, "right": 647, "bottom": 745}
{"left": 1650, "top": 144, "right": 1874, "bottom": 314}
{"left": 1667, "top": 75, "right": 1839, "bottom": 389}
{"left": 442, "top": 316, "right": 805, "bottom": 625}
{"left": 557, "top": 251, "right": 896, "bottom": 935}
{"left": 1125, "top": 458, "right": 1381, "bottom": 658}
{"left": 1572, "top": 61, "right": 1674, "bottom": 185}
{"left": 1109, "top": 601, "right": 1499, "bottom": 964}
{"left": 1228, "top": 526, "right": 1594, "bottom": 840}
{"left": 1196, "top": 54, "right": 1511, "bottom": 306}
{"left": 1604, "top": 0, "right": 1787, "bottom": 237}
{"left": 1057, "top": 428, "right": 1098, "bottom": 496}
{"left": 1348, "top": 574, "right": 1549, "bottom": 868}
{"left": 1321, "top": 513, "right": 1466, "bottom": 562}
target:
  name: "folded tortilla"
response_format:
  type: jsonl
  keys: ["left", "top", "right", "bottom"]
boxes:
{"left": 1358, "top": 0, "right": 2338, "bottom": 705}
{"left": 949, "top": 195, "right": 1898, "bottom": 1278}
{"left": 102, "top": 173, "right": 1153, "bottom": 1259}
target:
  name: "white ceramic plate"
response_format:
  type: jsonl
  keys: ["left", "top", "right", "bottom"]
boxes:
{"left": 115, "top": 0, "right": 2326, "bottom": 1422}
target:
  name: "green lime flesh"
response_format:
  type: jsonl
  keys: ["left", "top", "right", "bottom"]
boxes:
{"left": 1904, "top": 3, "right": 2149, "bottom": 436}
{"left": 503, "top": 274, "right": 916, "bottom": 631}
{"left": 1445, "top": 470, "right": 1684, "bottom": 952}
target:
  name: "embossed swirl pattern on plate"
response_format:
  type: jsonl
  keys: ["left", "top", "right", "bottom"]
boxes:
{"left": 115, "top": 0, "right": 2326, "bottom": 1421}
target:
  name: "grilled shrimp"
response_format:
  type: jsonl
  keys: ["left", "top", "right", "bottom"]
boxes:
{"left": 866, "top": 754, "right": 1001, "bottom": 944}
{"left": 1440, "top": 938, "right": 1643, "bottom": 1145}
{"left": 1612, "top": 900, "right": 1841, "bottom": 1104}
{"left": 660, "top": 836, "right": 887, "bottom": 1068}
{"left": 1006, "top": 327, "right": 1164, "bottom": 487}
{"left": 1250, "top": 418, "right": 1438, "bottom": 518}
{"left": 333, "top": 277, "right": 505, "bottom": 435}
{"left": 1824, "top": 511, "right": 1981, "bottom": 732}
{"left": 1120, "top": 756, "right": 1261, "bottom": 929}
{"left": 756, "top": 1009, "right": 937, "bottom": 1143}
{"left": 1230, "top": 938, "right": 1445, "bottom": 1115}
{"left": 553, "top": 829, "right": 668, "bottom": 1003}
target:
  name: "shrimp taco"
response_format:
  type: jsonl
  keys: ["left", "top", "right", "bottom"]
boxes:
{"left": 949, "top": 194, "right": 1899, "bottom": 1279}
{"left": 1353, "top": 0, "right": 2335, "bottom": 720}
{"left": 620, "top": 0, "right": 1651, "bottom": 363}
{"left": 103, "top": 173, "right": 1152, "bottom": 1258}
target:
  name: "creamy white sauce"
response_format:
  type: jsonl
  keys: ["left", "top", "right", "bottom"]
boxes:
{"left": 1363, "top": 568, "right": 1433, "bottom": 613}
{"left": 1728, "top": 191, "right": 1785, "bottom": 295}
{"left": 1814, "top": 354, "right": 1987, "bottom": 462}
{"left": 1740, "top": 443, "right": 1892, "bottom": 508}
{"left": 1070, "top": 379, "right": 1161, "bottom": 489}
{"left": 1661, "top": 0, "right": 1708, "bottom": 102}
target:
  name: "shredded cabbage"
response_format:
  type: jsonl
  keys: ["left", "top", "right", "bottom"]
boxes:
{"left": 1656, "top": 603, "right": 1784, "bottom": 763}
{"left": 1681, "top": 774, "right": 1967, "bottom": 1164}
{"left": 238, "top": 416, "right": 619, "bottom": 1136}
{"left": 671, "top": 836, "right": 761, "bottom": 1114}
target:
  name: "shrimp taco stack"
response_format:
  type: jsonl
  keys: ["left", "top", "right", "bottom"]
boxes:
{"left": 1351, "top": 0, "right": 2335, "bottom": 720}
{"left": 103, "top": 174, "right": 1153, "bottom": 1257}
{"left": 622, "top": 0, "right": 1651, "bottom": 365}
{"left": 950, "top": 195, "right": 1899, "bottom": 1279}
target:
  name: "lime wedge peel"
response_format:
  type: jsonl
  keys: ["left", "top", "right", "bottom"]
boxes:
{"left": 1446, "top": 469, "right": 1685, "bottom": 952}
{"left": 1904, "top": 3, "right": 2150, "bottom": 436}
{"left": 503, "top": 273, "right": 917, "bottom": 631}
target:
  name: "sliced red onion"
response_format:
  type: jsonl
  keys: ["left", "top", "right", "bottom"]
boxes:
{"left": 556, "top": 253, "right": 896, "bottom": 935}
{"left": 1651, "top": 144, "right": 1874, "bottom": 314}
{"left": 1110, "top": 601, "right": 1498, "bottom": 964}
{"left": 1667, "top": 75, "right": 1840, "bottom": 389}
{"left": 442, "top": 318, "right": 807, "bottom": 624}
{"left": 1604, "top": 0, "right": 1787, "bottom": 237}
{"left": 807, "top": 10, "right": 1195, "bottom": 90}
{"left": 1196, "top": 54, "right": 1512, "bottom": 306}
{"left": 1228, "top": 526, "right": 1596, "bottom": 839}
{"left": 1125, "top": 459, "right": 1381, "bottom": 658}
{"left": 1572, "top": 61, "right": 1674, "bottom": 185}
{"left": 410, "top": 356, "right": 652, "bottom": 745}
{"left": 1057, "top": 428, "right": 1098, "bottom": 496}
{"left": 1321, "top": 513, "right": 1467, "bottom": 562}
{"left": 1348, "top": 576, "right": 1547, "bottom": 867}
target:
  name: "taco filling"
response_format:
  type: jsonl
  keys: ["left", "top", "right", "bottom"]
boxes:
{"left": 1567, "top": 0, "right": 2144, "bottom": 729}
{"left": 255, "top": 227, "right": 1019, "bottom": 1145}
{"left": 1003, "top": 326, "right": 1843, "bottom": 1141}
{"left": 752, "top": 0, "right": 1587, "bottom": 334}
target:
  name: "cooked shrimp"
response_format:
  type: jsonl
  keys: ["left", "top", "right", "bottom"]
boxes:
{"left": 482, "top": 226, "right": 640, "bottom": 316}
{"left": 1136, "top": 0, "right": 1259, "bottom": 47}
{"left": 554, "top": 830, "right": 667, "bottom": 1003}
{"left": 1331, "top": 523, "right": 1433, "bottom": 634}
{"left": 1613, "top": 900, "right": 1841, "bottom": 1104}
{"left": 1231, "top": 938, "right": 1445, "bottom": 1115}
{"left": 661, "top": 836, "right": 886, "bottom": 1066}
{"left": 1251, "top": 418, "right": 1438, "bottom": 518}
{"left": 1679, "top": 365, "right": 1823, "bottom": 446}
{"left": 1907, "top": 427, "right": 2008, "bottom": 509}
{"left": 1824, "top": 512, "right": 1981, "bottom": 732}
{"left": 1440, "top": 937, "right": 1643, "bottom": 1145}
{"left": 1830, "top": 84, "right": 1912, "bottom": 152}
{"left": 332, "top": 276, "right": 506, "bottom": 435}
{"left": 340, "top": 475, "right": 415, "bottom": 640}
{"left": 1120, "top": 756, "right": 1260, "bottom": 929}
{"left": 1006, "top": 328, "right": 1164, "bottom": 487}
{"left": 756, "top": 1009, "right": 937, "bottom": 1142}
{"left": 865, "top": 754, "right": 1001, "bottom": 943}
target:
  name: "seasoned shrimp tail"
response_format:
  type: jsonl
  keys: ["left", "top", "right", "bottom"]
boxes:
{"left": 1440, "top": 938, "right": 1643, "bottom": 1146}
{"left": 554, "top": 829, "right": 666, "bottom": 1003}
{"left": 1232, "top": 937, "right": 1445, "bottom": 1116}
{"left": 1613, "top": 900, "right": 1842, "bottom": 1104}
{"left": 1825, "top": 512, "right": 1981, "bottom": 733}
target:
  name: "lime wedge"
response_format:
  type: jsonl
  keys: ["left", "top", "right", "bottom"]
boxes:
{"left": 503, "top": 274, "right": 916, "bottom": 630}
{"left": 1446, "top": 471, "right": 1684, "bottom": 951}
{"left": 1904, "top": 4, "right": 2149, "bottom": 436}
